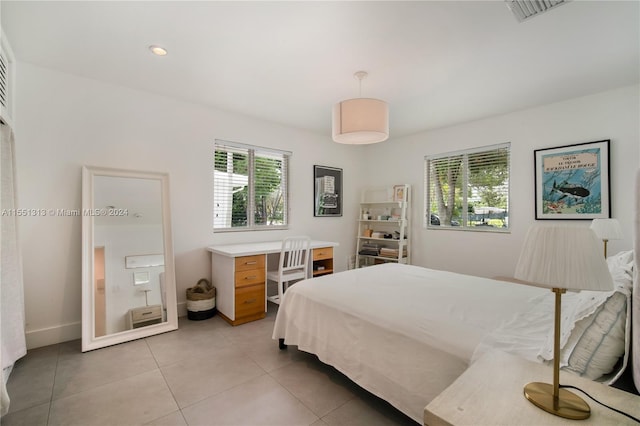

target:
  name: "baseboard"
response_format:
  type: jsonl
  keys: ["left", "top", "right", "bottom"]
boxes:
{"left": 177, "top": 301, "right": 188, "bottom": 318}
{"left": 26, "top": 321, "right": 81, "bottom": 349}
{"left": 26, "top": 303, "right": 189, "bottom": 350}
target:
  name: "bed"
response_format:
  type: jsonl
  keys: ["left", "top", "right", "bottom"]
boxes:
{"left": 273, "top": 171, "right": 638, "bottom": 425}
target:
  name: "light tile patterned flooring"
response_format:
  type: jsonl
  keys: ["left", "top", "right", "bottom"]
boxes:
{"left": 3, "top": 305, "right": 417, "bottom": 426}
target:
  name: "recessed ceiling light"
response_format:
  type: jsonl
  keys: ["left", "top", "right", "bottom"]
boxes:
{"left": 149, "top": 45, "right": 168, "bottom": 56}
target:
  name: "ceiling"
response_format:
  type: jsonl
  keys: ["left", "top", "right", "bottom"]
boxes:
{"left": 2, "top": 1, "right": 638, "bottom": 139}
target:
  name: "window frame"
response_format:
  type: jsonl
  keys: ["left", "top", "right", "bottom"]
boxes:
{"left": 424, "top": 142, "right": 511, "bottom": 233}
{"left": 213, "top": 139, "right": 290, "bottom": 232}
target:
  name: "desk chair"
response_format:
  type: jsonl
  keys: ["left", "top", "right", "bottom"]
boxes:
{"left": 266, "top": 236, "right": 311, "bottom": 305}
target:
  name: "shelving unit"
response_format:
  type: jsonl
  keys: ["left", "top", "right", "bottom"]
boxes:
{"left": 356, "top": 184, "right": 410, "bottom": 268}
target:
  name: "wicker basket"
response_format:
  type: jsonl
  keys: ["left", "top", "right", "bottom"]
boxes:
{"left": 186, "top": 278, "right": 216, "bottom": 320}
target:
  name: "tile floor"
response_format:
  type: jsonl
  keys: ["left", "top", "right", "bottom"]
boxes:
{"left": 3, "top": 305, "right": 417, "bottom": 426}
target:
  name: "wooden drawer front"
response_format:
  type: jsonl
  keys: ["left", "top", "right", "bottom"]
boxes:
{"left": 131, "top": 305, "right": 162, "bottom": 322}
{"left": 235, "top": 268, "right": 265, "bottom": 288}
{"left": 313, "top": 247, "right": 333, "bottom": 261}
{"left": 235, "top": 284, "right": 265, "bottom": 318}
{"left": 235, "top": 255, "right": 265, "bottom": 272}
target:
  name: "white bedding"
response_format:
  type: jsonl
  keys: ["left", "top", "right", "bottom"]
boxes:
{"left": 273, "top": 263, "right": 548, "bottom": 423}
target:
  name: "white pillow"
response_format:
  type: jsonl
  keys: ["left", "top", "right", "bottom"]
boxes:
{"left": 606, "top": 250, "right": 634, "bottom": 294}
{"left": 561, "top": 291, "right": 627, "bottom": 380}
{"left": 537, "top": 250, "right": 633, "bottom": 381}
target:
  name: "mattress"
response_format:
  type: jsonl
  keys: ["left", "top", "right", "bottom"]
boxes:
{"left": 272, "top": 263, "right": 548, "bottom": 423}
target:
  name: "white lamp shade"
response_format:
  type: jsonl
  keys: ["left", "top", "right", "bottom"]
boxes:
{"left": 590, "top": 218, "right": 623, "bottom": 240}
{"left": 514, "top": 226, "right": 613, "bottom": 292}
{"left": 332, "top": 98, "right": 389, "bottom": 144}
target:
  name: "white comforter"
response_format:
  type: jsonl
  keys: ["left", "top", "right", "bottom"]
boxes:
{"left": 273, "top": 263, "right": 547, "bottom": 423}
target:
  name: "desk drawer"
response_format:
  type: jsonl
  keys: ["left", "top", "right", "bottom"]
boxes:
{"left": 130, "top": 305, "right": 162, "bottom": 322}
{"left": 313, "top": 247, "right": 333, "bottom": 261}
{"left": 235, "top": 255, "right": 265, "bottom": 272}
{"left": 235, "top": 269, "right": 265, "bottom": 287}
{"left": 235, "top": 284, "right": 265, "bottom": 318}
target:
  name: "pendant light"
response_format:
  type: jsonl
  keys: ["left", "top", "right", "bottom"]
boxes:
{"left": 332, "top": 71, "right": 389, "bottom": 144}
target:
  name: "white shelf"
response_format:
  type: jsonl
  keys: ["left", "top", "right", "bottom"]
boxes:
{"left": 358, "top": 219, "right": 405, "bottom": 223}
{"left": 357, "top": 254, "right": 409, "bottom": 263}
{"left": 360, "top": 201, "right": 403, "bottom": 206}
{"left": 357, "top": 236, "right": 407, "bottom": 242}
{"left": 356, "top": 185, "right": 411, "bottom": 268}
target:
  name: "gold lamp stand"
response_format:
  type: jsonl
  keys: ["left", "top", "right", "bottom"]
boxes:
{"left": 523, "top": 288, "right": 590, "bottom": 420}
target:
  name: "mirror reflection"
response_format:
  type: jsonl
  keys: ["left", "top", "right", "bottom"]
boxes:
{"left": 82, "top": 167, "right": 177, "bottom": 352}
{"left": 94, "top": 175, "right": 165, "bottom": 335}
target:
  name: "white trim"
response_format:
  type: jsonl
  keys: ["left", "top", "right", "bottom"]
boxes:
{"left": 81, "top": 166, "right": 178, "bottom": 352}
{"left": 214, "top": 138, "right": 292, "bottom": 157}
{"left": 424, "top": 142, "right": 511, "bottom": 161}
{"left": 25, "top": 321, "right": 82, "bottom": 350}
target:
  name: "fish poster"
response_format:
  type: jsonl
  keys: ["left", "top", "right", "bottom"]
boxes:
{"left": 534, "top": 140, "right": 610, "bottom": 220}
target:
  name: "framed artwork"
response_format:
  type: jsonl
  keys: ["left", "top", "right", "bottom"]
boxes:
{"left": 534, "top": 139, "right": 610, "bottom": 220}
{"left": 314, "top": 165, "right": 342, "bottom": 217}
{"left": 393, "top": 185, "right": 406, "bottom": 202}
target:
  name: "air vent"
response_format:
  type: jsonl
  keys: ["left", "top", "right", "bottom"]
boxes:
{"left": 0, "top": 50, "right": 7, "bottom": 109}
{"left": 505, "top": 0, "right": 569, "bottom": 22}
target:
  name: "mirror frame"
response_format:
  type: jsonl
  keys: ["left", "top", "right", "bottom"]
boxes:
{"left": 81, "top": 166, "right": 178, "bottom": 352}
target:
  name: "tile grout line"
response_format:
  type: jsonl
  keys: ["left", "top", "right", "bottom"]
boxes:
{"left": 142, "top": 337, "right": 188, "bottom": 425}
{"left": 45, "top": 343, "right": 62, "bottom": 426}
{"left": 173, "top": 346, "right": 271, "bottom": 413}
{"left": 266, "top": 364, "right": 324, "bottom": 425}
{"left": 147, "top": 327, "right": 271, "bottom": 423}
{"left": 46, "top": 341, "right": 160, "bottom": 404}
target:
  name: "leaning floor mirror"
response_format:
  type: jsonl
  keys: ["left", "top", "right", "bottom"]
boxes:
{"left": 81, "top": 166, "right": 178, "bottom": 352}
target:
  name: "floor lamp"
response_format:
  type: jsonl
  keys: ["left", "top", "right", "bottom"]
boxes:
{"left": 590, "top": 218, "right": 623, "bottom": 258}
{"left": 514, "top": 225, "right": 614, "bottom": 419}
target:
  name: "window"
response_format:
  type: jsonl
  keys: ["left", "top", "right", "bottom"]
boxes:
{"left": 214, "top": 140, "right": 290, "bottom": 231}
{"left": 425, "top": 143, "right": 510, "bottom": 231}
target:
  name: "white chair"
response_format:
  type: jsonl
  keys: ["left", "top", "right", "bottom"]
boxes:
{"left": 267, "top": 236, "right": 311, "bottom": 305}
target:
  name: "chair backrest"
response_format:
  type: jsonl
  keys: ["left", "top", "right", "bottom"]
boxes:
{"left": 279, "top": 236, "right": 311, "bottom": 274}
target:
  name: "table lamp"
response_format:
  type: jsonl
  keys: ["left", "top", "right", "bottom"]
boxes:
{"left": 514, "top": 225, "right": 614, "bottom": 419}
{"left": 589, "top": 218, "right": 623, "bottom": 258}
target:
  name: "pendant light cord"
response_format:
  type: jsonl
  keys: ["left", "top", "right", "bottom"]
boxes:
{"left": 354, "top": 70, "right": 367, "bottom": 98}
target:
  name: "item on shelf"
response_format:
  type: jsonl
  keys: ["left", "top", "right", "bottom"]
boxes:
{"left": 363, "top": 229, "right": 373, "bottom": 237}
{"left": 372, "top": 231, "right": 384, "bottom": 238}
{"left": 359, "top": 242, "right": 381, "bottom": 256}
{"left": 379, "top": 247, "right": 407, "bottom": 258}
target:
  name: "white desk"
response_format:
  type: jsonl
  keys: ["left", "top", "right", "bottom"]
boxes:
{"left": 207, "top": 240, "right": 339, "bottom": 325}
{"left": 424, "top": 350, "right": 640, "bottom": 426}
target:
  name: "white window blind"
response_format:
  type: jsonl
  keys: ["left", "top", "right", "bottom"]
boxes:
{"left": 425, "top": 143, "right": 510, "bottom": 232}
{"left": 214, "top": 140, "right": 289, "bottom": 231}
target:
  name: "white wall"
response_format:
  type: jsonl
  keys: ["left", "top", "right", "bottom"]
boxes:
{"left": 13, "top": 60, "right": 638, "bottom": 349}
{"left": 363, "top": 85, "right": 639, "bottom": 278}
{"left": 14, "top": 62, "right": 366, "bottom": 348}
